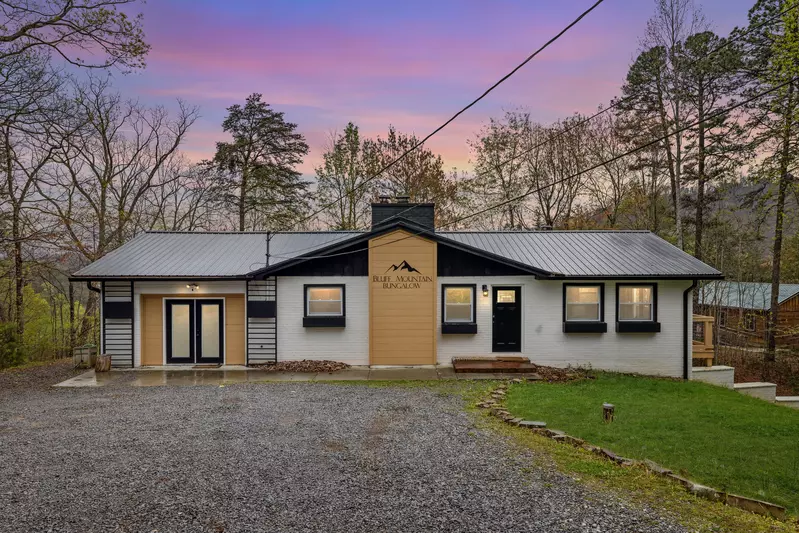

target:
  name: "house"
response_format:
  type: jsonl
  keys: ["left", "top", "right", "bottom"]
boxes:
{"left": 697, "top": 281, "right": 799, "bottom": 348}
{"left": 70, "top": 200, "right": 722, "bottom": 378}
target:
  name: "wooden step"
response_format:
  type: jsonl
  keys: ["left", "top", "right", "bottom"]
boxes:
{"left": 452, "top": 357, "right": 535, "bottom": 373}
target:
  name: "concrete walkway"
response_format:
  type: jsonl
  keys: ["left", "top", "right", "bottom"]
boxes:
{"left": 53, "top": 367, "right": 535, "bottom": 387}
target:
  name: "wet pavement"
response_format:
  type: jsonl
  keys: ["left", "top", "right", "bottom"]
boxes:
{"left": 53, "top": 367, "right": 535, "bottom": 387}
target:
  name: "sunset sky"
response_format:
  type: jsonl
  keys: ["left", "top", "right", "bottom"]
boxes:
{"left": 112, "top": 0, "right": 755, "bottom": 177}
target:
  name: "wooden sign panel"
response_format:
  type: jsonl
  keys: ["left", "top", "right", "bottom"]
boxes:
{"left": 369, "top": 230, "right": 437, "bottom": 365}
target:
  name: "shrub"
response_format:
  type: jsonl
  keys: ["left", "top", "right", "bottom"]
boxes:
{"left": 0, "top": 323, "right": 25, "bottom": 369}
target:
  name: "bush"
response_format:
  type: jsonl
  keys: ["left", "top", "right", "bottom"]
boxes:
{"left": 0, "top": 323, "right": 25, "bottom": 369}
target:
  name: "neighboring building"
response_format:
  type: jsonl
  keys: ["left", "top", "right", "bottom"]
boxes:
{"left": 70, "top": 201, "right": 722, "bottom": 378}
{"left": 697, "top": 281, "right": 799, "bottom": 348}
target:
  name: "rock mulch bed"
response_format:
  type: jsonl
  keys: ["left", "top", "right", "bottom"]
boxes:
{"left": 526, "top": 364, "right": 591, "bottom": 382}
{"left": 258, "top": 359, "right": 350, "bottom": 373}
{"left": 478, "top": 381, "right": 788, "bottom": 521}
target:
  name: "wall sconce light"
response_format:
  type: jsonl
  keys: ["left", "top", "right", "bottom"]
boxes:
{"left": 482, "top": 284, "right": 489, "bottom": 297}
{"left": 186, "top": 283, "right": 199, "bottom": 292}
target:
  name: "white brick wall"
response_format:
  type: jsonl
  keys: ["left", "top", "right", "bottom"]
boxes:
{"left": 437, "top": 277, "right": 692, "bottom": 377}
{"left": 276, "top": 276, "right": 369, "bottom": 366}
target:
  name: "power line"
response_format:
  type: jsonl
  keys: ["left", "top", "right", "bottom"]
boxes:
{"left": 438, "top": 77, "right": 797, "bottom": 231}
{"left": 290, "top": 0, "right": 606, "bottom": 231}
{"left": 350, "top": 0, "right": 799, "bottom": 230}
{"left": 256, "top": 77, "right": 795, "bottom": 266}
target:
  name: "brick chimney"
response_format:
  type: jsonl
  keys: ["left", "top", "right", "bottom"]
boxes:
{"left": 371, "top": 197, "right": 435, "bottom": 230}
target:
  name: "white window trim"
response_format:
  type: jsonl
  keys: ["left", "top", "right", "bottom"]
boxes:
{"left": 305, "top": 286, "right": 344, "bottom": 317}
{"left": 443, "top": 286, "right": 475, "bottom": 323}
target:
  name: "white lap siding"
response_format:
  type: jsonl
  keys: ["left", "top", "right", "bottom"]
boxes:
{"left": 276, "top": 276, "right": 369, "bottom": 365}
{"left": 437, "top": 277, "right": 691, "bottom": 377}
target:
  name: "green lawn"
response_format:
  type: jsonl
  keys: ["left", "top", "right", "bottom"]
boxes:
{"left": 505, "top": 374, "right": 799, "bottom": 513}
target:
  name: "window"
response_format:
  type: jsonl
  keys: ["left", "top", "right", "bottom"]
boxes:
{"left": 616, "top": 284, "right": 660, "bottom": 333}
{"left": 618, "top": 285, "right": 654, "bottom": 321}
{"left": 442, "top": 285, "right": 477, "bottom": 334}
{"left": 565, "top": 285, "right": 601, "bottom": 321}
{"left": 303, "top": 285, "right": 345, "bottom": 327}
{"left": 743, "top": 313, "right": 756, "bottom": 332}
{"left": 563, "top": 284, "right": 607, "bottom": 333}
{"left": 443, "top": 286, "right": 475, "bottom": 322}
{"left": 719, "top": 310, "right": 728, "bottom": 328}
{"left": 306, "top": 286, "right": 343, "bottom": 316}
{"left": 496, "top": 290, "right": 516, "bottom": 303}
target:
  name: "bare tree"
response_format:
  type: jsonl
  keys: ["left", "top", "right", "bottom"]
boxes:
{"left": 526, "top": 115, "right": 589, "bottom": 229}
{"left": 314, "top": 122, "right": 379, "bottom": 230}
{"left": 640, "top": 0, "right": 707, "bottom": 248}
{"left": 141, "top": 158, "right": 220, "bottom": 232}
{"left": 38, "top": 76, "right": 199, "bottom": 262}
{"left": 583, "top": 109, "right": 634, "bottom": 227}
{"left": 0, "top": 0, "right": 149, "bottom": 70}
{"left": 466, "top": 110, "right": 531, "bottom": 229}
{"left": 0, "top": 51, "right": 62, "bottom": 339}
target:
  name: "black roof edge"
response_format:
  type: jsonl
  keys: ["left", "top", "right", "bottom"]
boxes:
{"left": 68, "top": 276, "right": 251, "bottom": 282}
{"left": 549, "top": 274, "right": 723, "bottom": 280}
{"left": 249, "top": 217, "right": 554, "bottom": 278}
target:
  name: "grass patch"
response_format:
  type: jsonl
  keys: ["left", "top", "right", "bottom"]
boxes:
{"left": 505, "top": 373, "right": 799, "bottom": 513}
{"left": 485, "top": 415, "right": 796, "bottom": 533}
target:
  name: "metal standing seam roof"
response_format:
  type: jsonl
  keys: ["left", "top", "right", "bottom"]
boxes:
{"left": 72, "top": 231, "right": 361, "bottom": 278}
{"left": 72, "top": 228, "right": 722, "bottom": 279}
{"left": 438, "top": 231, "right": 721, "bottom": 278}
{"left": 698, "top": 281, "right": 799, "bottom": 310}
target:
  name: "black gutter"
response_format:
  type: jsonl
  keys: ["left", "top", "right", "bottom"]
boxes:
{"left": 683, "top": 279, "right": 698, "bottom": 380}
{"left": 86, "top": 281, "right": 101, "bottom": 294}
{"left": 70, "top": 276, "right": 251, "bottom": 282}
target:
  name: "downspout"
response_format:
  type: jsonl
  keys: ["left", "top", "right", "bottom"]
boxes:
{"left": 85, "top": 281, "right": 102, "bottom": 354}
{"left": 683, "top": 279, "right": 698, "bottom": 380}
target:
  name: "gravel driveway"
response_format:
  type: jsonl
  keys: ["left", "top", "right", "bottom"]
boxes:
{"left": 0, "top": 374, "right": 686, "bottom": 533}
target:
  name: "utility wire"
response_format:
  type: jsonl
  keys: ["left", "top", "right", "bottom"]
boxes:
{"left": 346, "top": 0, "right": 799, "bottom": 230}
{"left": 289, "top": 0, "right": 606, "bottom": 231}
{"left": 258, "top": 3, "right": 797, "bottom": 266}
{"left": 261, "top": 1, "right": 796, "bottom": 262}
{"left": 257, "top": 77, "right": 795, "bottom": 265}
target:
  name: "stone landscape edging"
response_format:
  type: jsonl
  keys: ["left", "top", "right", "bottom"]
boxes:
{"left": 476, "top": 380, "right": 788, "bottom": 522}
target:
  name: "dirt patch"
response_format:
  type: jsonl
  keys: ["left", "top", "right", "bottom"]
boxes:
{"left": 0, "top": 359, "right": 81, "bottom": 394}
{"left": 257, "top": 359, "right": 350, "bottom": 373}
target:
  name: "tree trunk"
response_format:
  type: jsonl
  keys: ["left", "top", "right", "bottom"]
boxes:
{"left": 12, "top": 208, "right": 23, "bottom": 340}
{"left": 68, "top": 282, "right": 76, "bottom": 352}
{"left": 766, "top": 83, "right": 794, "bottom": 362}
{"left": 656, "top": 88, "right": 679, "bottom": 243}
{"left": 239, "top": 168, "right": 248, "bottom": 231}
{"left": 674, "top": 99, "right": 684, "bottom": 249}
{"left": 695, "top": 97, "right": 706, "bottom": 261}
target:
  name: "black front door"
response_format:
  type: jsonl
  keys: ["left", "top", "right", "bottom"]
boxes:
{"left": 196, "top": 299, "right": 224, "bottom": 364}
{"left": 492, "top": 287, "right": 521, "bottom": 352}
{"left": 165, "top": 299, "right": 224, "bottom": 365}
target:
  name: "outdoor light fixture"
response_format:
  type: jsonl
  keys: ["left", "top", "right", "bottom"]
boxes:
{"left": 482, "top": 284, "right": 489, "bottom": 297}
{"left": 186, "top": 283, "right": 199, "bottom": 292}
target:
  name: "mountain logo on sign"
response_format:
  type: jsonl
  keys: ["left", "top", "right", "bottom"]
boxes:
{"left": 385, "top": 260, "right": 421, "bottom": 274}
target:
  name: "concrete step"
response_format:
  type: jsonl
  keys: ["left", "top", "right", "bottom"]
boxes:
{"left": 691, "top": 366, "right": 734, "bottom": 388}
{"left": 775, "top": 396, "right": 799, "bottom": 409}
{"left": 733, "top": 382, "right": 777, "bottom": 402}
